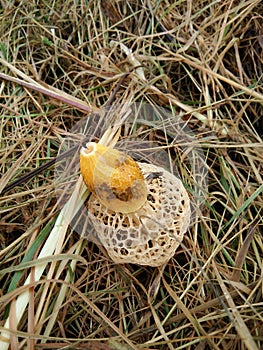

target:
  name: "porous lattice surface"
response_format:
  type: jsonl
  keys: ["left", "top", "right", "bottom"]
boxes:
{"left": 87, "top": 163, "right": 191, "bottom": 266}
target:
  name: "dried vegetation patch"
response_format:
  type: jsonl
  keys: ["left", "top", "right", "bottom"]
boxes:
{"left": 0, "top": 0, "right": 263, "bottom": 349}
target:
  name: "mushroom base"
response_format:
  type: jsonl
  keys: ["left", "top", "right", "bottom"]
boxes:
{"left": 87, "top": 163, "right": 191, "bottom": 267}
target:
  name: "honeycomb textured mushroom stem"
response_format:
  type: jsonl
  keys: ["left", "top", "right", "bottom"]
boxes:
{"left": 87, "top": 163, "right": 191, "bottom": 267}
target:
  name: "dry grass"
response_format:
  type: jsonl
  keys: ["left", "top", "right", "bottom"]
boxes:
{"left": 0, "top": 0, "right": 263, "bottom": 349}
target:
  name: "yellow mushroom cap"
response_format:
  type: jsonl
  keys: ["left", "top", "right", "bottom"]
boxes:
{"left": 80, "top": 142, "right": 147, "bottom": 213}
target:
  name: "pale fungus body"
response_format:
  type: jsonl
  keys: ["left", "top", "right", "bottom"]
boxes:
{"left": 80, "top": 143, "right": 191, "bottom": 266}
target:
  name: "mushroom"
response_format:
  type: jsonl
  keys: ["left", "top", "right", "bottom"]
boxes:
{"left": 80, "top": 142, "right": 147, "bottom": 213}
{"left": 80, "top": 143, "right": 191, "bottom": 267}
